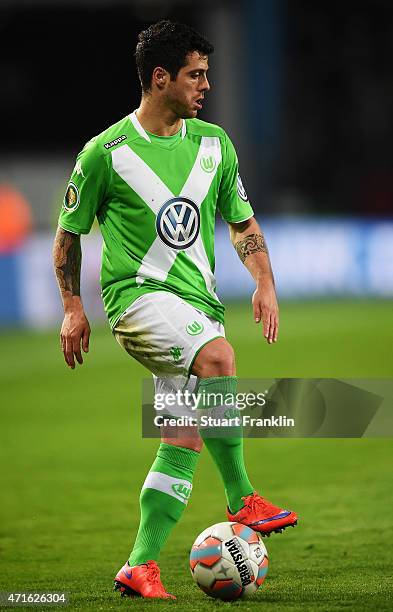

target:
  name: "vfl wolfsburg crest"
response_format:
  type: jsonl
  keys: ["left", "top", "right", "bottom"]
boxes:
{"left": 156, "top": 197, "right": 200, "bottom": 250}
{"left": 172, "top": 482, "right": 192, "bottom": 501}
{"left": 200, "top": 155, "right": 216, "bottom": 173}
{"left": 186, "top": 321, "right": 204, "bottom": 336}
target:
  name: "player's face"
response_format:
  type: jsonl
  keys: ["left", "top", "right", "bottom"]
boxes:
{"left": 165, "top": 52, "right": 210, "bottom": 119}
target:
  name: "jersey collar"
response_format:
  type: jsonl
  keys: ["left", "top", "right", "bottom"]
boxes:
{"left": 129, "top": 110, "right": 186, "bottom": 142}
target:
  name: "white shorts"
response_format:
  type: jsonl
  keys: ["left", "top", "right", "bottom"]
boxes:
{"left": 114, "top": 291, "right": 225, "bottom": 416}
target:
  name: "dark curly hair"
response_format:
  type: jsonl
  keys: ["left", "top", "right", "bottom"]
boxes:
{"left": 135, "top": 20, "right": 214, "bottom": 93}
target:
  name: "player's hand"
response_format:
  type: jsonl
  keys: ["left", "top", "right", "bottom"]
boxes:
{"left": 60, "top": 309, "right": 91, "bottom": 369}
{"left": 252, "top": 285, "right": 279, "bottom": 344}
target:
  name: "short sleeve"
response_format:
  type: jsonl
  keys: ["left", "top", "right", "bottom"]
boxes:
{"left": 217, "top": 131, "right": 254, "bottom": 223}
{"left": 58, "top": 138, "right": 109, "bottom": 235}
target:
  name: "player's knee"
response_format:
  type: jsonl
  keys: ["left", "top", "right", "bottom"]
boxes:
{"left": 192, "top": 339, "right": 235, "bottom": 378}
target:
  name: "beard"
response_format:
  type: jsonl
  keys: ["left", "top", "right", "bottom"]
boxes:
{"left": 164, "top": 91, "right": 196, "bottom": 119}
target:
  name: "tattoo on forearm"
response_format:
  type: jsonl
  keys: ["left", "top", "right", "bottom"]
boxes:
{"left": 53, "top": 229, "right": 81, "bottom": 296}
{"left": 234, "top": 233, "right": 268, "bottom": 263}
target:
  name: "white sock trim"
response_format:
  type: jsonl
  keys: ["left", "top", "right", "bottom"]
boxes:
{"left": 142, "top": 471, "right": 193, "bottom": 505}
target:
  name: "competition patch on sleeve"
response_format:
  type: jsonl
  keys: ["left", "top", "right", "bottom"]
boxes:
{"left": 63, "top": 182, "right": 80, "bottom": 212}
{"left": 237, "top": 173, "right": 248, "bottom": 202}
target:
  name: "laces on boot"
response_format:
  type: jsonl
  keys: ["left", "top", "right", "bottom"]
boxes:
{"left": 242, "top": 493, "right": 276, "bottom": 515}
{"left": 145, "top": 562, "right": 162, "bottom": 586}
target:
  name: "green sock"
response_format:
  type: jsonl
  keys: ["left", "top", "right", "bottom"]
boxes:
{"left": 197, "top": 376, "right": 253, "bottom": 514}
{"left": 128, "top": 443, "right": 199, "bottom": 565}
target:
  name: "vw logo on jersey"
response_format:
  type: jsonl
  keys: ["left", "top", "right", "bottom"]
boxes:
{"left": 156, "top": 197, "right": 200, "bottom": 250}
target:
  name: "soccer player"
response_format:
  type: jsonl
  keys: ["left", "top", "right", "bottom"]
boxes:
{"left": 53, "top": 20, "right": 298, "bottom": 600}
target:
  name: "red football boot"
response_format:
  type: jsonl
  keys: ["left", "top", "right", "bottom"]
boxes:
{"left": 227, "top": 492, "right": 298, "bottom": 536}
{"left": 114, "top": 560, "right": 176, "bottom": 599}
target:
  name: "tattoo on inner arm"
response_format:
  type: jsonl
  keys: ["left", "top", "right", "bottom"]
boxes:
{"left": 53, "top": 229, "right": 82, "bottom": 296}
{"left": 234, "top": 233, "right": 268, "bottom": 263}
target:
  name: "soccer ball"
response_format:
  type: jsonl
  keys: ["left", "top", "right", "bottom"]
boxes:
{"left": 189, "top": 522, "right": 268, "bottom": 601}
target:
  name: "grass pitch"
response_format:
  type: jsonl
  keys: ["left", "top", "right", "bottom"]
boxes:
{"left": 0, "top": 300, "right": 392, "bottom": 610}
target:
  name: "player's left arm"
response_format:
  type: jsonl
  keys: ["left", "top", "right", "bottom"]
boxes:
{"left": 229, "top": 216, "right": 278, "bottom": 344}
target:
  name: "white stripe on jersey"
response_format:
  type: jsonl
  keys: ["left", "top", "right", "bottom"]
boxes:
{"left": 111, "top": 137, "right": 221, "bottom": 298}
{"left": 111, "top": 145, "right": 173, "bottom": 214}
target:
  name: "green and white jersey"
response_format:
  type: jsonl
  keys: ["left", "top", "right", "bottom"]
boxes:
{"left": 59, "top": 111, "right": 253, "bottom": 328}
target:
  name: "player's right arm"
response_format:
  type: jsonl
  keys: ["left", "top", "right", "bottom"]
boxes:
{"left": 53, "top": 228, "right": 90, "bottom": 369}
{"left": 53, "top": 137, "right": 109, "bottom": 368}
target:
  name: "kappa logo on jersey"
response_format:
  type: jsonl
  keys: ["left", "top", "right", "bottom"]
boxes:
{"left": 200, "top": 155, "right": 216, "bottom": 173}
{"left": 73, "top": 160, "right": 85, "bottom": 178}
{"left": 104, "top": 135, "right": 127, "bottom": 149}
{"left": 237, "top": 173, "right": 248, "bottom": 201}
{"left": 63, "top": 182, "right": 80, "bottom": 212}
{"left": 156, "top": 197, "right": 200, "bottom": 250}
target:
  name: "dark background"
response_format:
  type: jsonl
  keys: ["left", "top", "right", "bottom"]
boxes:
{"left": 2, "top": 0, "right": 393, "bottom": 215}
